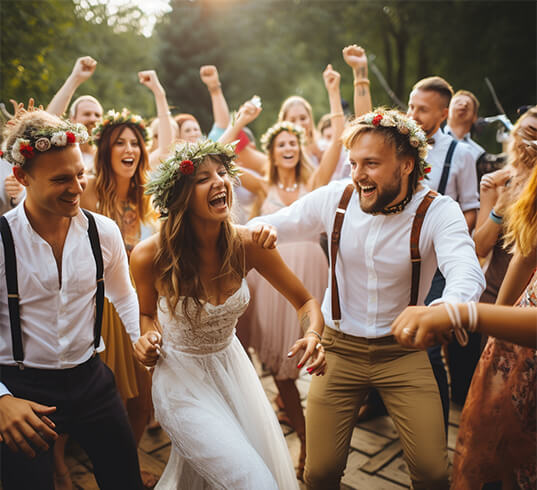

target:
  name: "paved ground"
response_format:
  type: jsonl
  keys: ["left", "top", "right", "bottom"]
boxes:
{"left": 63, "top": 350, "right": 460, "bottom": 489}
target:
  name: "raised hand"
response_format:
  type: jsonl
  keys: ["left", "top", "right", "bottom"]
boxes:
{"left": 235, "top": 100, "right": 262, "bottom": 128}
{"left": 138, "top": 70, "right": 164, "bottom": 94}
{"left": 7, "top": 98, "right": 43, "bottom": 125}
{"left": 323, "top": 64, "right": 341, "bottom": 92}
{"left": 200, "top": 65, "right": 221, "bottom": 91}
{"left": 70, "top": 56, "right": 97, "bottom": 84}
{"left": 0, "top": 395, "right": 58, "bottom": 458}
{"left": 342, "top": 44, "right": 368, "bottom": 75}
{"left": 4, "top": 175, "right": 24, "bottom": 200}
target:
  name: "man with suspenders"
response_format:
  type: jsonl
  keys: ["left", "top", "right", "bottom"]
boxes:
{"left": 408, "top": 77, "right": 481, "bottom": 429}
{"left": 250, "top": 110, "right": 484, "bottom": 489}
{"left": 0, "top": 111, "right": 143, "bottom": 489}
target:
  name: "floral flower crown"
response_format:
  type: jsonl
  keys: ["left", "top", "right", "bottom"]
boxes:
{"left": 145, "top": 138, "right": 239, "bottom": 218}
{"left": 260, "top": 121, "right": 305, "bottom": 152}
{"left": 92, "top": 108, "right": 150, "bottom": 144}
{"left": 6, "top": 120, "right": 89, "bottom": 166}
{"left": 356, "top": 109, "right": 432, "bottom": 179}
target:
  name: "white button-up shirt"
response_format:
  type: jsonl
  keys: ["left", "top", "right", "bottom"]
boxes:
{"left": 426, "top": 128, "right": 479, "bottom": 212}
{"left": 0, "top": 204, "right": 139, "bottom": 397}
{"left": 250, "top": 181, "right": 485, "bottom": 338}
{"left": 444, "top": 124, "right": 486, "bottom": 163}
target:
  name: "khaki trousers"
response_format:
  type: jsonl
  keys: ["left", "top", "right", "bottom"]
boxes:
{"left": 304, "top": 327, "right": 449, "bottom": 490}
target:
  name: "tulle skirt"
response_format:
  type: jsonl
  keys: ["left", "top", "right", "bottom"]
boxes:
{"left": 152, "top": 335, "right": 298, "bottom": 490}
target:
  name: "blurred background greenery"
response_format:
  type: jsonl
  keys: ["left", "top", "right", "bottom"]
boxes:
{"left": 1, "top": 0, "right": 535, "bottom": 152}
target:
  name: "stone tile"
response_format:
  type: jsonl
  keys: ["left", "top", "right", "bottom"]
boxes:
{"left": 342, "top": 451, "right": 406, "bottom": 489}
{"left": 139, "top": 427, "right": 170, "bottom": 453}
{"left": 358, "top": 415, "right": 399, "bottom": 440}
{"left": 448, "top": 424, "right": 458, "bottom": 451}
{"left": 138, "top": 448, "right": 166, "bottom": 475}
{"left": 350, "top": 427, "right": 392, "bottom": 456}
{"left": 377, "top": 454, "right": 411, "bottom": 487}
{"left": 70, "top": 463, "right": 98, "bottom": 490}
{"left": 449, "top": 402, "right": 462, "bottom": 426}
{"left": 360, "top": 440, "right": 402, "bottom": 474}
{"left": 152, "top": 444, "right": 172, "bottom": 465}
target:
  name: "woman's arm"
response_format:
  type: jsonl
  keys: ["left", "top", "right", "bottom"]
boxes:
{"left": 342, "top": 45, "right": 372, "bottom": 117}
{"left": 310, "top": 64, "right": 345, "bottom": 190}
{"left": 130, "top": 235, "right": 162, "bottom": 366}
{"left": 392, "top": 300, "right": 537, "bottom": 350}
{"left": 47, "top": 57, "right": 97, "bottom": 116}
{"left": 496, "top": 248, "right": 537, "bottom": 306}
{"left": 138, "top": 70, "right": 173, "bottom": 168}
{"left": 243, "top": 231, "right": 326, "bottom": 374}
{"left": 80, "top": 176, "right": 98, "bottom": 212}
{"left": 237, "top": 167, "right": 268, "bottom": 198}
{"left": 200, "top": 65, "right": 230, "bottom": 130}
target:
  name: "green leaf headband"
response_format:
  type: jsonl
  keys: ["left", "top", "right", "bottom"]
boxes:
{"left": 260, "top": 121, "right": 305, "bottom": 153}
{"left": 92, "top": 108, "right": 150, "bottom": 144}
{"left": 356, "top": 110, "right": 432, "bottom": 179}
{"left": 6, "top": 120, "right": 89, "bottom": 167}
{"left": 145, "top": 138, "right": 239, "bottom": 218}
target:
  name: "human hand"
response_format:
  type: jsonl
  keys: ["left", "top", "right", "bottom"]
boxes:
{"left": 322, "top": 64, "right": 341, "bottom": 92}
{"left": 7, "top": 98, "right": 44, "bottom": 124}
{"left": 200, "top": 65, "right": 221, "bottom": 91}
{"left": 70, "top": 56, "right": 97, "bottom": 84}
{"left": 0, "top": 395, "right": 57, "bottom": 458}
{"left": 250, "top": 224, "right": 277, "bottom": 249}
{"left": 287, "top": 334, "right": 326, "bottom": 376}
{"left": 138, "top": 70, "right": 164, "bottom": 95}
{"left": 391, "top": 305, "right": 453, "bottom": 349}
{"left": 235, "top": 101, "right": 262, "bottom": 128}
{"left": 342, "top": 45, "right": 368, "bottom": 75}
{"left": 133, "top": 331, "right": 162, "bottom": 367}
{"left": 4, "top": 175, "right": 24, "bottom": 200}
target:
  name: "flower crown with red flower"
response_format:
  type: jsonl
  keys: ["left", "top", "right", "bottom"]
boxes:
{"left": 92, "top": 108, "right": 150, "bottom": 144}
{"left": 145, "top": 138, "right": 239, "bottom": 218}
{"left": 4, "top": 120, "right": 89, "bottom": 167}
{"left": 355, "top": 109, "right": 432, "bottom": 179}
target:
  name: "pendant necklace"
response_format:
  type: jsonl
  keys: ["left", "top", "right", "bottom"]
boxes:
{"left": 277, "top": 181, "right": 298, "bottom": 192}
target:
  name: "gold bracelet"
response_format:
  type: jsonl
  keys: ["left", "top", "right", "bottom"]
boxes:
{"left": 306, "top": 330, "right": 322, "bottom": 342}
{"left": 354, "top": 79, "right": 370, "bottom": 86}
{"left": 330, "top": 112, "right": 344, "bottom": 118}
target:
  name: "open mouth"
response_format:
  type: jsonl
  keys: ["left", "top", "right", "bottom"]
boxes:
{"left": 359, "top": 183, "right": 376, "bottom": 197}
{"left": 60, "top": 196, "right": 79, "bottom": 206}
{"left": 122, "top": 157, "right": 135, "bottom": 167}
{"left": 209, "top": 191, "right": 227, "bottom": 209}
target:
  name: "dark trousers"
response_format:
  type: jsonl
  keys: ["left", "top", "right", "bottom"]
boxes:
{"left": 0, "top": 355, "right": 143, "bottom": 490}
{"left": 425, "top": 269, "right": 450, "bottom": 434}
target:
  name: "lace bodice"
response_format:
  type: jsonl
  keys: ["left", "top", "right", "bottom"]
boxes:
{"left": 157, "top": 279, "right": 250, "bottom": 355}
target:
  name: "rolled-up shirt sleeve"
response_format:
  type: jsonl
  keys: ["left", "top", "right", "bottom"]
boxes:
{"left": 429, "top": 198, "right": 485, "bottom": 305}
{"left": 455, "top": 146, "right": 480, "bottom": 212}
{"left": 99, "top": 218, "right": 140, "bottom": 343}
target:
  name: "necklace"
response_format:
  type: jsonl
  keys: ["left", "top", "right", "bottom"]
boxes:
{"left": 381, "top": 192, "right": 412, "bottom": 215}
{"left": 277, "top": 181, "right": 298, "bottom": 192}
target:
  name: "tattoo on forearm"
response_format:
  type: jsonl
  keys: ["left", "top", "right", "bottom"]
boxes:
{"left": 300, "top": 313, "right": 311, "bottom": 333}
{"left": 358, "top": 67, "right": 366, "bottom": 78}
{"left": 358, "top": 87, "right": 366, "bottom": 96}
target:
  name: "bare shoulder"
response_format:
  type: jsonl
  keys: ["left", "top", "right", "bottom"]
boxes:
{"left": 131, "top": 233, "right": 159, "bottom": 271}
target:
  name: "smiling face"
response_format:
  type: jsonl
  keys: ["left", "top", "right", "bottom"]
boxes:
{"left": 14, "top": 144, "right": 87, "bottom": 219}
{"left": 349, "top": 131, "right": 413, "bottom": 214}
{"left": 110, "top": 126, "right": 141, "bottom": 180}
{"left": 272, "top": 130, "right": 300, "bottom": 169}
{"left": 407, "top": 89, "right": 449, "bottom": 137}
{"left": 179, "top": 119, "right": 202, "bottom": 143}
{"left": 188, "top": 158, "right": 232, "bottom": 224}
{"left": 284, "top": 103, "right": 313, "bottom": 137}
{"left": 73, "top": 99, "right": 103, "bottom": 133}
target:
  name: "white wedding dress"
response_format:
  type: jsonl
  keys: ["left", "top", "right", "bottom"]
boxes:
{"left": 153, "top": 278, "right": 298, "bottom": 490}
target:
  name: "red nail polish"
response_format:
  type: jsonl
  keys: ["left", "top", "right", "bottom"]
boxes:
{"left": 297, "top": 363, "right": 303, "bottom": 368}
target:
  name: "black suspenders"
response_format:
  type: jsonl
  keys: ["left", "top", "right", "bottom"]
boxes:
{"left": 437, "top": 140, "right": 458, "bottom": 195}
{"left": 0, "top": 210, "right": 104, "bottom": 369}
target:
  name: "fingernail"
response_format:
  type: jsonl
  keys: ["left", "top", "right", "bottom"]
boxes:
{"left": 287, "top": 351, "right": 293, "bottom": 357}
{"left": 306, "top": 367, "right": 313, "bottom": 373}
{"left": 297, "top": 363, "right": 303, "bottom": 368}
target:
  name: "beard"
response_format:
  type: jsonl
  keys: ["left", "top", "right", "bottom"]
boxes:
{"left": 358, "top": 171, "right": 403, "bottom": 215}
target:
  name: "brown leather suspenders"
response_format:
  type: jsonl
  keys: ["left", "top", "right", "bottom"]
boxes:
{"left": 330, "top": 184, "right": 437, "bottom": 325}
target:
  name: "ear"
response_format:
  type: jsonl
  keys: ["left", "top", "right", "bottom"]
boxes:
{"left": 401, "top": 156, "right": 414, "bottom": 177}
{"left": 12, "top": 166, "right": 30, "bottom": 187}
{"left": 440, "top": 106, "right": 449, "bottom": 123}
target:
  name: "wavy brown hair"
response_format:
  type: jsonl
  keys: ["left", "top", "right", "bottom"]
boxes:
{"left": 154, "top": 156, "right": 245, "bottom": 323}
{"left": 507, "top": 106, "right": 537, "bottom": 170}
{"left": 94, "top": 123, "right": 153, "bottom": 225}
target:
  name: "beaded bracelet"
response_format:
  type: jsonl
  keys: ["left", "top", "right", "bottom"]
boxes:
{"left": 489, "top": 209, "right": 503, "bottom": 225}
{"left": 353, "top": 79, "right": 370, "bottom": 86}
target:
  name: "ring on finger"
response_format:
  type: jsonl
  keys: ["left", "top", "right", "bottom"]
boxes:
{"left": 315, "top": 342, "right": 322, "bottom": 350}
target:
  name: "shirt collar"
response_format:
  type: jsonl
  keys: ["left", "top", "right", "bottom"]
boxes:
{"left": 444, "top": 124, "right": 471, "bottom": 142}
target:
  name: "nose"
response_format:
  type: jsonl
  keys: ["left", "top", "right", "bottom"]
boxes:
{"left": 70, "top": 174, "right": 87, "bottom": 195}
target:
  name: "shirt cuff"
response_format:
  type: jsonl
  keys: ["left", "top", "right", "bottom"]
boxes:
{"left": 0, "top": 384, "right": 12, "bottom": 398}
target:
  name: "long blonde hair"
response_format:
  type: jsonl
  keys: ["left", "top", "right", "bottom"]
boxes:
{"left": 154, "top": 156, "right": 245, "bottom": 322}
{"left": 504, "top": 163, "right": 537, "bottom": 257}
{"left": 278, "top": 95, "right": 316, "bottom": 143}
{"left": 507, "top": 106, "right": 537, "bottom": 169}
{"left": 94, "top": 123, "right": 153, "bottom": 225}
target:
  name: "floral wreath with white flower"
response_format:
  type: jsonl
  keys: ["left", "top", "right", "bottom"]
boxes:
{"left": 260, "top": 121, "right": 306, "bottom": 153}
{"left": 145, "top": 138, "right": 239, "bottom": 218}
{"left": 357, "top": 109, "right": 432, "bottom": 180}
{"left": 4, "top": 120, "right": 89, "bottom": 167}
{"left": 92, "top": 108, "right": 150, "bottom": 144}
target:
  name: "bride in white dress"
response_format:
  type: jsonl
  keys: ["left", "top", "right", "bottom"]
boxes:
{"left": 131, "top": 139, "right": 326, "bottom": 489}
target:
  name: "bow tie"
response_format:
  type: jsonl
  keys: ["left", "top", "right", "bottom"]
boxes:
{"left": 427, "top": 138, "right": 435, "bottom": 145}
